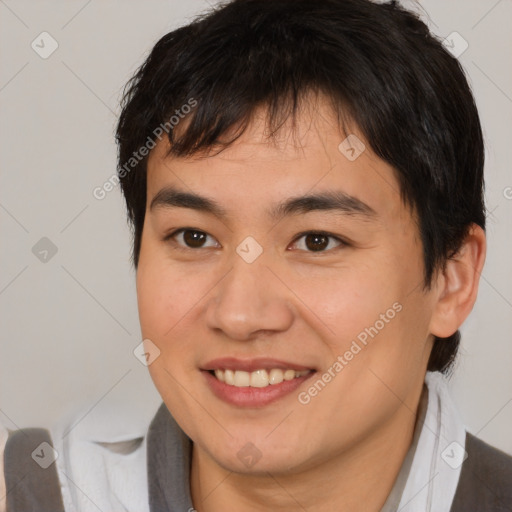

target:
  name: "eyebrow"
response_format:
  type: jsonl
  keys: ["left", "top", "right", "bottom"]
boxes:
{"left": 149, "top": 186, "right": 377, "bottom": 221}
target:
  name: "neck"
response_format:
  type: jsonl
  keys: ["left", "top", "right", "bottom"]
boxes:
{"left": 190, "top": 384, "right": 425, "bottom": 512}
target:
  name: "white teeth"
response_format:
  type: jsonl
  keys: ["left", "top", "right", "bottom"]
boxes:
{"left": 224, "top": 369, "right": 235, "bottom": 385}
{"left": 283, "top": 369, "right": 296, "bottom": 381}
{"left": 233, "top": 370, "right": 250, "bottom": 387}
{"left": 212, "top": 368, "right": 310, "bottom": 388}
{"left": 250, "top": 369, "right": 269, "bottom": 388}
{"left": 269, "top": 368, "right": 284, "bottom": 385}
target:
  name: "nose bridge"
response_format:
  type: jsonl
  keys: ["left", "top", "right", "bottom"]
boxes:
{"left": 205, "top": 249, "right": 293, "bottom": 340}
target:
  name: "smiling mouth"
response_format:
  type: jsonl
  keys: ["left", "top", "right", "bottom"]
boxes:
{"left": 209, "top": 368, "right": 312, "bottom": 388}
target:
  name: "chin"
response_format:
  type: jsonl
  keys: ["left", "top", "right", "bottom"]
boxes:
{"left": 198, "top": 433, "right": 314, "bottom": 476}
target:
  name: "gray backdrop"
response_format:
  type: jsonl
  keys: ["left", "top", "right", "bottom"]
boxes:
{"left": 1, "top": 0, "right": 511, "bottom": 455}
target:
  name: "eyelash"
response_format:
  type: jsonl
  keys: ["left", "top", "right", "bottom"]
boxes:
{"left": 163, "top": 228, "right": 348, "bottom": 253}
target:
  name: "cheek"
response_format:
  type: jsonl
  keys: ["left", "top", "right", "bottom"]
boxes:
{"left": 137, "top": 268, "right": 186, "bottom": 337}
{"left": 298, "top": 260, "right": 400, "bottom": 342}
{"left": 136, "top": 235, "right": 203, "bottom": 340}
{"left": 136, "top": 246, "right": 205, "bottom": 420}
{"left": 302, "top": 251, "right": 430, "bottom": 376}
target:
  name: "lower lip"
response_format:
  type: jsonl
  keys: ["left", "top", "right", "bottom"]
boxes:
{"left": 202, "top": 370, "right": 314, "bottom": 407}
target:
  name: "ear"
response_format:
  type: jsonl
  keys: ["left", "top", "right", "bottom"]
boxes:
{"left": 429, "top": 224, "right": 486, "bottom": 338}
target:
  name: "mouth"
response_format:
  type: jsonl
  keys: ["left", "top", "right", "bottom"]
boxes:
{"left": 201, "top": 358, "right": 316, "bottom": 407}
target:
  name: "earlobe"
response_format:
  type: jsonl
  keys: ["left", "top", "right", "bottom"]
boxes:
{"left": 429, "top": 224, "right": 487, "bottom": 338}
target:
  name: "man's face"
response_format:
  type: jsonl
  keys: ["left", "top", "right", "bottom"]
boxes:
{"left": 137, "top": 100, "right": 437, "bottom": 475}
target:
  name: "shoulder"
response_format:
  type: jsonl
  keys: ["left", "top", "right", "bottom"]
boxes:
{"left": 451, "top": 432, "right": 512, "bottom": 512}
{"left": 1, "top": 393, "right": 163, "bottom": 512}
{"left": 3, "top": 426, "right": 65, "bottom": 512}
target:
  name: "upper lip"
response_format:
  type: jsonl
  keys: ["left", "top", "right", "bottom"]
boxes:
{"left": 202, "top": 357, "right": 315, "bottom": 373}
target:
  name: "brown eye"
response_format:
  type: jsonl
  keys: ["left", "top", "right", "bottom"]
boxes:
{"left": 183, "top": 230, "right": 207, "bottom": 248}
{"left": 291, "top": 231, "right": 345, "bottom": 253}
{"left": 167, "top": 229, "right": 219, "bottom": 249}
{"left": 304, "top": 233, "right": 329, "bottom": 251}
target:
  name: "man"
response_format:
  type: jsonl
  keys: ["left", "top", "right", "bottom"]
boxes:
{"left": 2, "top": 0, "right": 511, "bottom": 511}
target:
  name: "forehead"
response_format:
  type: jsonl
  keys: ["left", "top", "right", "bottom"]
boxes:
{"left": 146, "top": 100, "right": 406, "bottom": 224}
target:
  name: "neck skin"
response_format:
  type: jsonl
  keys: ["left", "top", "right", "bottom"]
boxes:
{"left": 190, "top": 382, "right": 425, "bottom": 512}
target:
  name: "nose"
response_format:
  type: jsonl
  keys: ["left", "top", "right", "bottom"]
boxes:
{"left": 205, "top": 256, "right": 294, "bottom": 341}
